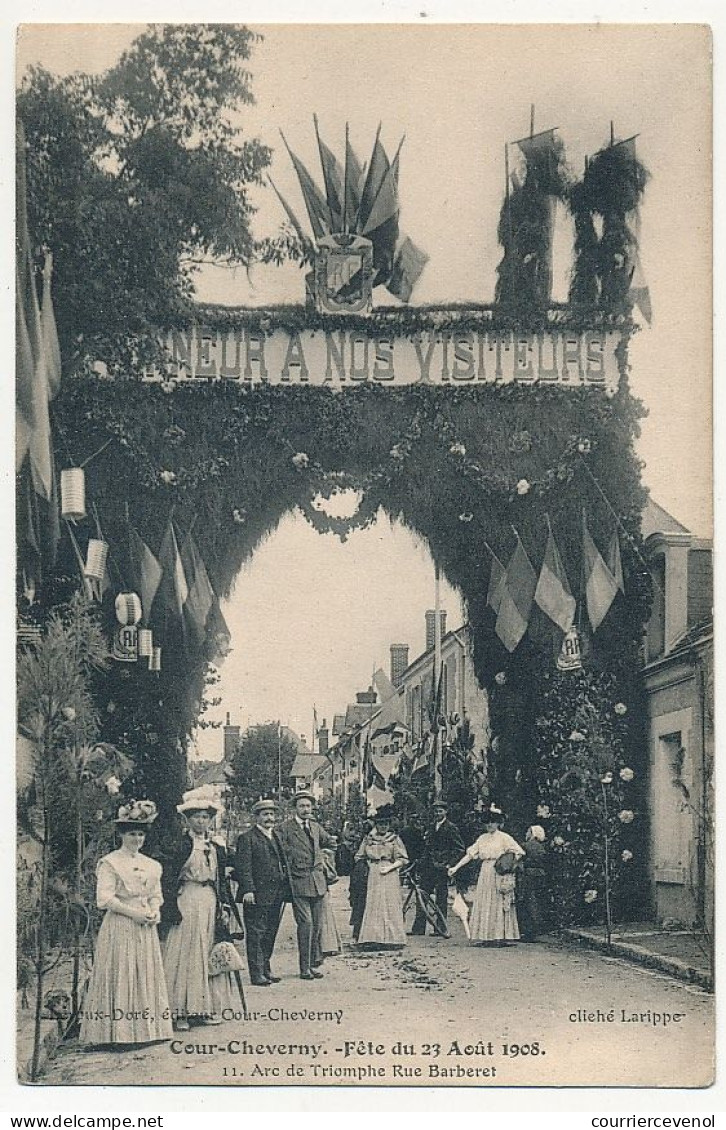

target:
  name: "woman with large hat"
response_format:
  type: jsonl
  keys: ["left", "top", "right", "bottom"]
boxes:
{"left": 447, "top": 804, "right": 525, "bottom": 944}
{"left": 80, "top": 800, "right": 172, "bottom": 1047}
{"left": 160, "top": 787, "right": 244, "bottom": 1031}
{"left": 354, "top": 805, "right": 408, "bottom": 949}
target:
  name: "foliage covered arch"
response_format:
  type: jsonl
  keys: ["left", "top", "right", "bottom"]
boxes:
{"left": 35, "top": 304, "right": 651, "bottom": 871}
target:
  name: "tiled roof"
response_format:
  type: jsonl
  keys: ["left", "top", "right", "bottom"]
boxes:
{"left": 290, "top": 754, "right": 329, "bottom": 779}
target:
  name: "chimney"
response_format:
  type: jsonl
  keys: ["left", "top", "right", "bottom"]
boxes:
{"left": 356, "top": 688, "right": 377, "bottom": 704}
{"left": 318, "top": 718, "right": 329, "bottom": 757}
{"left": 390, "top": 644, "right": 409, "bottom": 688}
{"left": 223, "top": 714, "right": 240, "bottom": 760}
{"left": 425, "top": 609, "right": 447, "bottom": 651}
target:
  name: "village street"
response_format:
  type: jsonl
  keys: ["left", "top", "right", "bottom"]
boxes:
{"left": 43, "top": 882, "right": 714, "bottom": 1090}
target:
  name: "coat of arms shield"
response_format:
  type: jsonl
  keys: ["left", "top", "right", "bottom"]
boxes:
{"left": 314, "top": 233, "right": 374, "bottom": 315}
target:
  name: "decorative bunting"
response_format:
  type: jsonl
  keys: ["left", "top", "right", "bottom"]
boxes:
{"left": 495, "top": 533, "right": 538, "bottom": 652}
{"left": 535, "top": 520, "right": 576, "bottom": 633}
{"left": 583, "top": 515, "right": 619, "bottom": 632}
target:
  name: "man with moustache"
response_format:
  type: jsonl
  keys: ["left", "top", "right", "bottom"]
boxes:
{"left": 274, "top": 791, "right": 334, "bottom": 980}
{"left": 235, "top": 798, "right": 286, "bottom": 987}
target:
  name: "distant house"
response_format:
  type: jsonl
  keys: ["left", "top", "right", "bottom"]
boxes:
{"left": 290, "top": 753, "right": 330, "bottom": 800}
{"left": 326, "top": 611, "right": 490, "bottom": 813}
{"left": 642, "top": 498, "right": 713, "bottom": 928}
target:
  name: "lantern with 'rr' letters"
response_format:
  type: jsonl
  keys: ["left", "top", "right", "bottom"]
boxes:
{"left": 112, "top": 625, "right": 138, "bottom": 663}
{"left": 557, "top": 626, "right": 583, "bottom": 672}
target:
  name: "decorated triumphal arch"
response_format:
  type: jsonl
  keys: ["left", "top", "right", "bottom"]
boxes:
{"left": 18, "top": 120, "right": 652, "bottom": 926}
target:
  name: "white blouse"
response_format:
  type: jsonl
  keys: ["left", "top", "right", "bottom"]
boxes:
{"left": 96, "top": 849, "right": 163, "bottom": 912}
{"left": 466, "top": 829, "right": 525, "bottom": 863}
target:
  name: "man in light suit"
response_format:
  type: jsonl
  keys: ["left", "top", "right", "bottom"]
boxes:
{"left": 235, "top": 798, "right": 286, "bottom": 987}
{"left": 274, "top": 791, "right": 333, "bottom": 980}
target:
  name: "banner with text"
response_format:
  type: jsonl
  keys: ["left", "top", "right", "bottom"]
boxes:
{"left": 152, "top": 325, "right": 623, "bottom": 392}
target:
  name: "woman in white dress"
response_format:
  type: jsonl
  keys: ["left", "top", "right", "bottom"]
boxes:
{"left": 80, "top": 800, "right": 172, "bottom": 1047}
{"left": 355, "top": 807, "right": 409, "bottom": 949}
{"left": 448, "top": 805, "right": 524, "bottom": 944}
{"left": 160, "top": 788, "right": 244, "bottom": 1031}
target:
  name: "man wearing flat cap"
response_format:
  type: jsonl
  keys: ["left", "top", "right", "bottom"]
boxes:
{"left": 274, "top": 792, "right": 334, "bottom": 980}
{"left": 235, "top": 799, "right": 286, "bottom": 986}
{"left": 411, "top": 800, "right": 464, "bottom": 937}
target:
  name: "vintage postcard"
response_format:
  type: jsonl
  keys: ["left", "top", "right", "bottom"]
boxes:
{"left": 14, "top": 22, "right": 713, "bottom": 1089}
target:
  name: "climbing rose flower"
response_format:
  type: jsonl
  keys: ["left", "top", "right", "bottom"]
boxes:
{"left": 622, "top": 850, "right": 633, "bottom": 862}
{"left": 614, "top": 702, "right": 628, "bottom": 715}
{"left": 516, "top": 478, "right": 531, "bottom": 495}
{"left": 569, "top": 730, "right": 586, "bottom": 742}
{"left": 536, "top": 804, "right": 550, "bottom": 819}
{"left": 577, "top": 438, "right": 592, "bottom": 454}
{"left": 600, "top": 772, "right": 613, "bottom": 785}
{"left": 160, "top": 380, "right": 175, "bottom": 394}
{"left": 292, "top": 452, "right": 309, "bottom": 468}
{"left": 618, "top": 809, "right": 635, "bottom": 824}
{"left": 495, "top": 671, "right": 506, "bottom": 686}
{"left": 584, "top": 889, "right": 598, "bottom": 903}
{"left": 105, "top": 775, "right": 121, "bottom": 796}
{"left": 449, "top": 442, "right": 466, "bottom": 456}
{"left": 232, "top": 508, "right": 245, "bottom": 524}
{"left": 160, "top": 469, "right": 177, "bottom": 485}
{"left": 619, "top": 767, "right": 634, "bottom": 782}
{"left": 390, "top": 444, "right": 404, "bottom": 461}
{"left": 62, "top": 706, "right": 77, "bottom": 722}
{"left": 458, "top": 512, "right": 474, "bottom": 523}
{"left": 553, "top": 835, "right": 565, "bottom": 847}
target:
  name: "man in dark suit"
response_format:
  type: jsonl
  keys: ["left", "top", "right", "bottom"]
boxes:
{"left": 274, "top": 791, "right": 333, "bottom": 980}
{"left": 411, "top": 800, "right": 464, "bottom": 937}
{"left": 235, "top": 798, "right": 286, "bottom": 987}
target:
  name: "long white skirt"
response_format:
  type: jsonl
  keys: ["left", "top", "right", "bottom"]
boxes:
{"left": 80, "top": 911, "right": 172, "bottom": 1046}
{"left": 163, "top": 882, "right": 243, "bottom": 1020}
{"left": 468, "top": 861, "right": 520, "bottom": 942}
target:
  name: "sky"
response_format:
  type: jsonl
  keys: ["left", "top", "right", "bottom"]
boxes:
{"left": 14, "top": 21, "right": 713, "bottom": 758}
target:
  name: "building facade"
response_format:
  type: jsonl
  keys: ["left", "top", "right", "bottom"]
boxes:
{"left": 642, "top": 500, "right": 713, "bottom": 929}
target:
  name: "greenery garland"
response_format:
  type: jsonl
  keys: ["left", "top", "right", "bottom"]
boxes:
{"left": 21, "top": 328, "right": 652, "bottom": 922}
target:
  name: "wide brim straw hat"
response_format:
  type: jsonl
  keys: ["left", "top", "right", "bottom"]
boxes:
{"left": 176, "top": 786, "right": 222, "bottom": 816}
{"left": 292, "top": 790, "right": 316, "bottom": 804}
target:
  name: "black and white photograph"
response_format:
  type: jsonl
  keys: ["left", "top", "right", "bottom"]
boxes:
{"left": 12, "top": 20, "right": 713, "bottom": 1091}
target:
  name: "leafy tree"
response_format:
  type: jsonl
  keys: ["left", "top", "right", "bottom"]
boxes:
{"left": 18, "top": 24, "right": 271, "bottom": 372}
{"left": 230, "top": 722, "right": 299, "bottom": 812}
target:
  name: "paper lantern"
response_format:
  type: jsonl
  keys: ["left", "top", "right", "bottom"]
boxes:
{"left": 84, "top": 538, "right": 108, "bottom": 581}
{"left": 149, "top": 646, "right": 162, "bottom": 672}
{"left": 60, "top": 468, "right": 86, "bottom": 522}
{"left": 137, "top": 627, "right": 153, "bottom": 658}
{"left": 115, "top": 592, "right": 142, "bottom": 626}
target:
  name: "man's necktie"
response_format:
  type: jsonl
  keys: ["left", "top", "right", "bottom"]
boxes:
{"left": 303, "top": 820, "right": 314, "bottom": 845}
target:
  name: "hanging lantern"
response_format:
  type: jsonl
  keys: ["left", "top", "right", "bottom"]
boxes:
{"left": 137, "top": 627, "right": 153, "bottom": 658}
{"left": 84, "top": 538, "right": 108, "bottom": 581}
{"left": 112, "top": 624, "right": 138, "bottom": 663}
{"left": 60, "top": 468, "right": 86, "bottom": 522}
{"left": 115, "top": 592, "right": 142, "bottom": 626}
{"left": 149, "top": 646, "right": 162, "bottom": 672}
{"left": 557, "top": 626, "right": 583, "bottom": 672}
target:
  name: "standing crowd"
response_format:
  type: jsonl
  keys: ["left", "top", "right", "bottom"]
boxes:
{"left": 79, "top": 788, "right": 551, "bottom": 1049}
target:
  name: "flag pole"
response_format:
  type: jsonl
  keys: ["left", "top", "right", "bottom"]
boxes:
{"left": 277, "top": 721, "right": 282, "bottom": 798}
{"left": 343, "top": 122, "right": 349, "bottom": 235}
{"left": 433, "top": 561, "right": 443, "bottom": 800}
{"left": 530, "top": 103, "right": 535, "bottom": 138}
